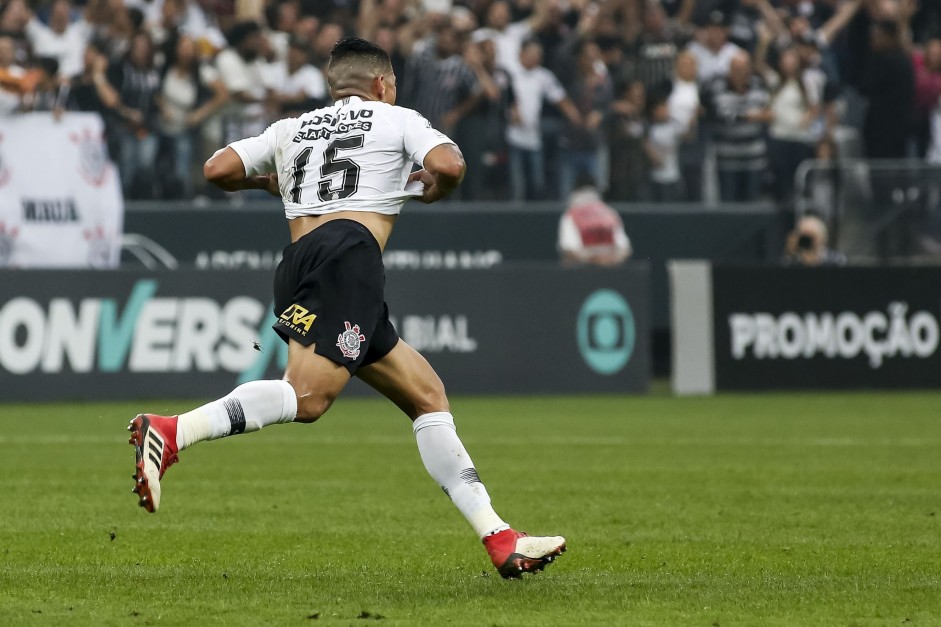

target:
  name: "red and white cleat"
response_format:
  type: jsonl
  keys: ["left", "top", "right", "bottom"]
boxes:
{"left": 127, "top": 414, "right": 179, "bottom": 513}
{"left": 483, "top": 529, "right": 566, "bottom": 579}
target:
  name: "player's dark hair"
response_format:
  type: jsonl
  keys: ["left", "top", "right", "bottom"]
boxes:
{"left": 326, "top": 37, "right": 393, "bottom": 95}
{"left": 329, "top": 37, "right": 391, "bottom": 70}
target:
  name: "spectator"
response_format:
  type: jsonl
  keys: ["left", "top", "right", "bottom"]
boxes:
{"left": 630, "top": 1, "right": 690, "bottom": 96}
{"left": 559, "top": 38, "right": 613, "bottom": 199}
{"left": 911, "top": 38, "right": 941, "bottom": 157}
{"left": 505, "top": 39, "right": 581, "bottom": 201}
{"left": 373, "top": 25, "right": 408, "bottom": 79}
{"left": 607, "top": 79, "right": 648, "bottom": 202}
{"left": 158, "top": 35, "right": 228, "bottom": 198}
{"left": 667, "top": 50, "right": 703, "bottom": 201}
{"left": 0, "top": 35, "right": 26, "bottom": 114}
{"left": 264, "top": 0, "right": 301, "bottom": 62}
{"left": 63, "top": 39, "right": 120, "bottom": 123}
{"left": 754, "top": 0, "right": 860, "bottom": 133}
{"left": 558, "top": 175, "right": 632, "bottom": 266}
{"left": 24, "top": 0, "right": 91, "bottom": 78}
{"left": 456, "top": 35, "right": 513, "bottom": 200}
{"left": 705, "top": 50, "right": 773, "bottom": 202}
{"left": 782, "top": 214, "right": 846, "bottom": 266}
{"left": 759, "top": 45, "right": 820, "bottom": 203}
{"left": 861, "top": 19, "right": 914, "bottom": 159}
{"left": 266, "top": 36, "right": 328, "bottom": 117}
{"left": 215, "top": 21, "right": 269, "bottom": 141}
{"left": 311, "top": 21, "right": 345, "bottom": 69}
{"left": 473, "top": 0, "right": 536, "bottom": 72}
{"left": 21, "top": 56, "right": 66, "bottom": 113}
{"left": 685, "top": 10, "right": 742, "bottom": 86}
{"left": 149, "top": 0, "right": 188, "bottom": 53}
{"left": 81, "top": 0, "right": 139, "bottom": 62}
{"left": 645, "top": 94, "right": 686, "bottom": 202}
{"left": 109, "top": 31, "right": 162, "bottom": 198}
{"left": 0, "top": 0, "right": 31, "bottom": 35}
{"left": 358, "top": 0, "right": 412, "bottom": 42}
{"left": 401, "top": 23, "right": 478, "bottom": 134}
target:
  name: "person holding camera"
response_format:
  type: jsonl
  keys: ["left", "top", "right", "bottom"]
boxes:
{"left": 782, "top": 214, "right": 846, "bottom": 266}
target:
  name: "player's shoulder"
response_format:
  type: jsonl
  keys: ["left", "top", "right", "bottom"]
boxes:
{"left": 360, "top": 100, "right": 422, "bottom": 123}
{"left": 358, "top": 102, "right": 433, "bottom": 135}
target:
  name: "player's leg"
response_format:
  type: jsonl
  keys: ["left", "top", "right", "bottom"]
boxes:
{"left": 356, "top": 341, "right": 566, "bottom": 578}
{"left": 128, "top": 341, "right": 349, "bottom": 513}
{"left": 175, "top": 339, "right": 349, "bottom": 444}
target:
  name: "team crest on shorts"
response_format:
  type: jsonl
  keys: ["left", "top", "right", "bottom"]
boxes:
{"left": 337, "top": 321, "right": 366, "bottom": 359}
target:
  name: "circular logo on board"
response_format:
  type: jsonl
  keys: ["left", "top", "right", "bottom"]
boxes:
{"left": 576, "top": 290, "right": 635, "bottom": 375}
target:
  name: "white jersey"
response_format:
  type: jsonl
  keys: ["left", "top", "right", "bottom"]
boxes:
{"left": 228, "top": 96, "right": 454, "bottom": 218}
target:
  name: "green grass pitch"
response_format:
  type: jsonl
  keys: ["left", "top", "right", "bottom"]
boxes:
{"left": 1, "top": 391, "right": 940, "bottom": 626}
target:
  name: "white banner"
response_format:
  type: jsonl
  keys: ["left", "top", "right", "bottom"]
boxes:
{"left": 0, "top": 112, "right": 123, "bottom": 268}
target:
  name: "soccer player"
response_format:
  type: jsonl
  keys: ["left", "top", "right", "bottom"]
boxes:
{"left": 127, "top": 37, "right": 565, "bottom": 579}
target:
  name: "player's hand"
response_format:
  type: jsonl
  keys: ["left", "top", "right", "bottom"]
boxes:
{"left": 261, "top": 173, "right": 279, "bottom": 197}
{"left": 247, "top": 173, "right": 280, "bottom": 196}
{"left": 407, "top": 169, "right": 440, "bottom": 204}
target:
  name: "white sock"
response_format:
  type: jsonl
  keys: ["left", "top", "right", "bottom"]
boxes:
{"left": 176, "top": 380, "right": 298, "bottom": 450}
{"left": 413, "top": 412, "right": 510, "bottom": 539}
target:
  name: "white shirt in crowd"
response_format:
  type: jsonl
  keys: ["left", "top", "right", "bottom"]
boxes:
{"left": 647, "top": 119, "right": 685, "bottom": 184}
{"left": 126, "top": 0, "right": 228, "bottom": 50}
{"left": 160, "top": 64, "right": 220, "bottom": 134}
{"left": 765, "top": 71, "right": 821, "bottom": 142}
{"left": 473, "top": 21, "right": 531, "bottom": 71}
{"left": 25, "top": 17, "right": 90, "bottom": 78}
{"left": 506, "top": 65, "right": 566, "bottom": 150}
{"left": 264, "top": 62, "right": 327, "bottom": 102}
{"left": 667, "top": 77, "right": 699, "bottom": 132}
{"left": 229, "top": 96, "right": 453, "bottom": 218}
{"left": 216, "top": 48, "right": 268, "bottom": 135}
{"left": 685, "top": 40, "right": 742, "bottom": 85}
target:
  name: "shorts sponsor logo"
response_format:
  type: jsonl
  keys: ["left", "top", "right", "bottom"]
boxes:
{"left": 337, "top": 321, "right": 365, "bottom": 359}
{"left": 576, "top": 289, "right": 635, "bottom": 375}
{"left": 279, "top": 304, "right": 316, "bottom": 336}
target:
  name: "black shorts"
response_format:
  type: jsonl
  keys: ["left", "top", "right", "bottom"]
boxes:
{"left": 272, "top": 219, "right": 399, "bottom": 374}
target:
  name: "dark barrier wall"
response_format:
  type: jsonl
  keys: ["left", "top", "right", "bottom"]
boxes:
{"left": 0, "top": 264, "right": 649, "bottom": 401}
{"left": 713, "top": 266, "right": 941, "bottom": 389}
{"left": 124, "top": 201, "right": 786, "bottom": 333}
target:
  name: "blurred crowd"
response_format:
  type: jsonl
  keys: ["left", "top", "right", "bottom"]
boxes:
{"left": 1, "top": 0, "right": 940, "bottom": 206}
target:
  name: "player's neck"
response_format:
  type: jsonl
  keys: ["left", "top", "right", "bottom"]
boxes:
{"left": 333, "top": 90, "right": 378, "bottom": 103}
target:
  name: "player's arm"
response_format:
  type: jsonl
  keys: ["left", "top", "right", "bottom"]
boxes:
{"left": 204, "top": 121, "right": 284, "bottom": 196}
{"left": 407, "top": 144, "right": 466, "bottom": 204}
{"left": 204, "top": 147, "right": 278, "bottom": 195}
